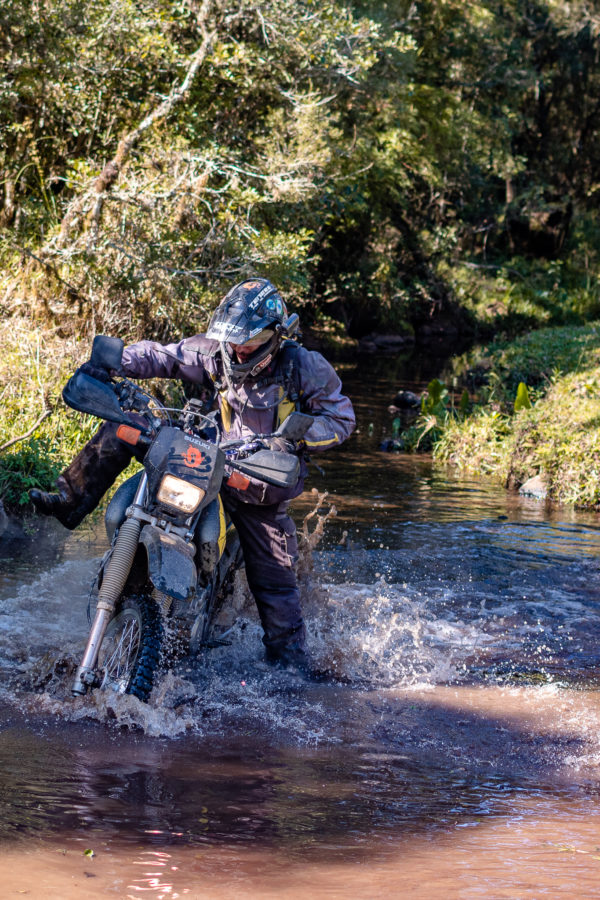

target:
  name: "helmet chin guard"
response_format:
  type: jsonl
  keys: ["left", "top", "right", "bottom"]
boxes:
{"left": 220, "top": 330, "right": 281, "bottom": 386}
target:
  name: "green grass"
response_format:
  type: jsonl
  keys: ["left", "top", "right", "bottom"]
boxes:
{"left": 450, "top": 323, "right": 600, "bottom": 405}
{"left": 445, "top": 256, "right": 600, "bottom": 340}
{"left": 434, "top": 322, "right": 600, "bottom": 508}
{"left": 0, "top": 319, "right": 97, "bottom": 509}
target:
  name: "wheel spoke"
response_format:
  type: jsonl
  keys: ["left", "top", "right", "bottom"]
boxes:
{"left": 101, "top": 611, "right": 142, "bottom": 692}
{"left": 95, "top": 596, "right": 162, "bottom": 702}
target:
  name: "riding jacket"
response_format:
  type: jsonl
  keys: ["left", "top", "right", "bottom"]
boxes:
{"left": 120, "top": 335, "right": 355, "bottom": 503}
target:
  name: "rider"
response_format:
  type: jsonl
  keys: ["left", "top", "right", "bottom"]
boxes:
{"left": 30, "top": 278, "right": 355, "bottom": 674}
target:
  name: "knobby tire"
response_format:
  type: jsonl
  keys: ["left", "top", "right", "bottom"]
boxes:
{"left": 99, "top": 594, "right": 163, "bottom": 701}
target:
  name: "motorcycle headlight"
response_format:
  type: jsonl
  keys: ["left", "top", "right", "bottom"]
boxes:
{"left": 157, "top": 475, "right": 205, "bottom": 513}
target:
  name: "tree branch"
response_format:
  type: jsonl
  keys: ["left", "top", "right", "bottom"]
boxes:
{"left": 0, "top": 409, "right": 52, "bottom": 453}
{"left": 57, "top": 0, "right": 215, "bottom": 248}
{"left": 8, "top": 242, "right": 88, "bottom": 303}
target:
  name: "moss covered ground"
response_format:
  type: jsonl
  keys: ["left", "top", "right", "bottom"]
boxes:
{"left": 434, "top": 324, "right": 600, "bottom": 508}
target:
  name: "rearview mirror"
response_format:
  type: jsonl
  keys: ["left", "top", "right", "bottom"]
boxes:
{"left": 90, "top": 335, "right": 124, "bottom": 372}
{"left": 275, "top": 411, "right": 314, "bottom": 442}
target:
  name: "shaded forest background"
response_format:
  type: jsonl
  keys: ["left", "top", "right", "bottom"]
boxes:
{"left": 2, "top": 0, "right": 600, "bottom": 346}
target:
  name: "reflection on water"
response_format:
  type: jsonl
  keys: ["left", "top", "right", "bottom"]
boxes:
{"left": 0, "top": 686, "right": 598, "bottom": 845}
{"left": 2, "top": 362, "right": 600, "bottom": 896}
{"left": 2, "top": 685, "right": 600, "bottom": 898}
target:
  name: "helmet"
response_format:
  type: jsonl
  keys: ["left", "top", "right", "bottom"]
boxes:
{"left": 206, "top": 278, "right": 287, "bottom": 344}
{"left": 206, "top": 279, "right": 295, "bottom": 385}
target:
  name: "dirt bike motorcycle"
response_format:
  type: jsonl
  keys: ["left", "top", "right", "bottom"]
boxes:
{"left": 63, "top": 335, "right": 313, "bottom": 702}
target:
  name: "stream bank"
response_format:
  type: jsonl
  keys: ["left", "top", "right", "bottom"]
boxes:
{"left": 433, "top": 323, "right": 600, "bottom": 509}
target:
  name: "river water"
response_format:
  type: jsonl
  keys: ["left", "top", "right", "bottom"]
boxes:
{"left": 2, "top": 362, "right": 600, "bottom": 898}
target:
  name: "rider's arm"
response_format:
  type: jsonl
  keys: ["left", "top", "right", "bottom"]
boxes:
{"left": 296, "top": 348, "right": 355, "bottom": 451}
{"left": 120, "top": 336, "right": 214, "bottom": 386}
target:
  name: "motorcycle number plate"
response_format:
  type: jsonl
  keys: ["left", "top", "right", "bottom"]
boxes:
{"left": 144, "top": 426, "right": 225, "bottom": 505}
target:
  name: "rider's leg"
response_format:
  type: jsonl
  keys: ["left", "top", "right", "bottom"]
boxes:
{"left": 29, "top": 422, "right": 137, "bottom": 529}
{"left": 222, "top": 495, "right": 307, "bottom": 666}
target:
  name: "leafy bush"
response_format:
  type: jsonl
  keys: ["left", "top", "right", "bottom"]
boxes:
{"left": 2, "top": 0, "right": 600, "bottom": 342}
{"left": 394, "top": 378, "right": 470, "bottom": 451}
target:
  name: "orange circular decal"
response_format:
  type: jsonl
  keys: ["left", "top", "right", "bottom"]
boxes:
{"left": 184, "top": 446, "right": 204, "bottom": 468}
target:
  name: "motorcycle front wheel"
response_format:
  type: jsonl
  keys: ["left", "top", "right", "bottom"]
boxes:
{"left": 98, "top": 595, "right": 163, "bottom": 701}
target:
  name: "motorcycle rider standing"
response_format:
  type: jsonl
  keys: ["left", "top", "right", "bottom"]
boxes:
{"left": 30, "top": 279, "right": 355, "bottom": 674}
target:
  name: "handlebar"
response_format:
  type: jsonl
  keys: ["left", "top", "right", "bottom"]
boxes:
{"left": 64, "top": 367, "right": 314, "bottom": 452}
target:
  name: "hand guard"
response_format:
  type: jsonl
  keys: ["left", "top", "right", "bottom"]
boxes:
{"left": 77, "top": 361, "right": 112, "bottom": 383}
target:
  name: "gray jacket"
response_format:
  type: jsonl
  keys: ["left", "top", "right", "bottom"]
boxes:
{"left": 121, "top": 335, "right": 355, "bottom": 503}
{"left": 122, "top": 335, "right": 355, "bottom": 449}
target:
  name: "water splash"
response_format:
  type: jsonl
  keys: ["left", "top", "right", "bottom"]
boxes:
{"left": 4, "top": 553, "right": 469, "bottom": 741}
{"left": 4, "top": 504, "right": 600, "bottom": 742}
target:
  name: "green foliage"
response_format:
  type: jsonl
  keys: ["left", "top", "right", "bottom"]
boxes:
{"left": 450, "top": 323, "right": 600, "bottom": 409}
{"left": 421, "top": 379, "right": 447, "bottom": 414}
{"left": 0, "top": 436, "right": 70, "bottom": 507}
{"left": 1, "top": 0, "right": 600, "bottom": 342}
{"left": 445, "top": 256, "right": 600, "bottom": 338}
{"left": 1, "top": 0, "right": 402, "bottom": 339}
{"left": 412, "top": 379, "right": 449, "bottom": 447}
{"left": 514, "top": 382, "right": 532, "bottom": 412}
{"left": 435, "top": 322, "right": 600, "bottom": 508}
{"left": 397, "top": 378, "right": 474, "bottom": 451}
{"left": 0, "top": 319, "right": 96, "bottom": 508}
{"left": 458, "top": 389, "right": 470, "bottom": 415}
{"left": 434, "top": 407, "right": 512, "bottom": 479}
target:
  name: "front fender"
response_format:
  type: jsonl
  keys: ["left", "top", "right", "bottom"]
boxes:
{"left": 139, "top": 525, "right": 197, "bottom": 601}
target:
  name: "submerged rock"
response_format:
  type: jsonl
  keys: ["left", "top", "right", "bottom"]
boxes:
{"left": 390, "top": 390, "right": 421, "bottom": 410}
{"left": 358, "top": 333, "right": 414, "bottom": 354}
{"left": 519, "top": 475, "right": 548, "bottom": 501}
{"left": 380, "top": 438, "right": 406, "bottom": 452}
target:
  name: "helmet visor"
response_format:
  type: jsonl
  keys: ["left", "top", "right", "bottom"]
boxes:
{"left": 206, "top": 304, "right": 275, "bottom": 344}
{"left": 229, "top": 327, "right": 274, "bottom": 352}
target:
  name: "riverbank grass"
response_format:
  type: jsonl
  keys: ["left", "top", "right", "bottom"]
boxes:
{"left": 0, "top": 319, "right": 96, "bottom": 509}
{"left": 435, "top": 324, "right": 600, "bottom": 508}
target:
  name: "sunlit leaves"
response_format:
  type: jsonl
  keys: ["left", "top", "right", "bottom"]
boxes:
{"left": 1, "top": 0, "right": 600, "bottom": 341}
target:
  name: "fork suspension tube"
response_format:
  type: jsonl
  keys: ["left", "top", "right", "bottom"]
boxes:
{"left": 72, "top": 476, "right": 147, "bottom": 696}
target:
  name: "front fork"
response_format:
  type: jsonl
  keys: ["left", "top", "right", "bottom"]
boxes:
{"left": 72, "top": 474, "right": 148, "bottom": 696}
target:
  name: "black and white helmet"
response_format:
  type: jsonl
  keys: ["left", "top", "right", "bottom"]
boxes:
{"left": 206, "top": 279, "right": 296, "bottom": 384}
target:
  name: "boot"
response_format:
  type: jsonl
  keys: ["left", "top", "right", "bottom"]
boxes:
{"left": 264, "top": 646, "right": 339, "bottom": 682}
{"left": 29, "top": 478, "right": 81, "bottom": 530}
{"left": 29, "top": 421, "right": 137, "bottom": 530}
{"left": 265, "top": 645, "right": 311, "bottom": 672}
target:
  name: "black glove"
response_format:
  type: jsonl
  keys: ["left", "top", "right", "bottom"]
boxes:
{"left": 262, "top": 436, "right": 297, "bottom": 453}
{"left": 77, "top": 361, "right": 112, "bottom": 383}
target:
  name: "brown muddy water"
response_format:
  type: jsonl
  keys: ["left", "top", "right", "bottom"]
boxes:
{"left": 3, "top": 362, "right": 600, "bottom": 898}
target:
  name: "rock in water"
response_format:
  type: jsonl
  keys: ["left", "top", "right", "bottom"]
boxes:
{"left": 519, "top": 475, "right": 548, "bottom": 500}
{"left": 391, "top": 390, "right": 421, "bottom": 409}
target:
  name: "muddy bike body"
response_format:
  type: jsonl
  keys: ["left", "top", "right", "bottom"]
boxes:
{"left": 63, "top": 335, "right": 311, "bottom": 701}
